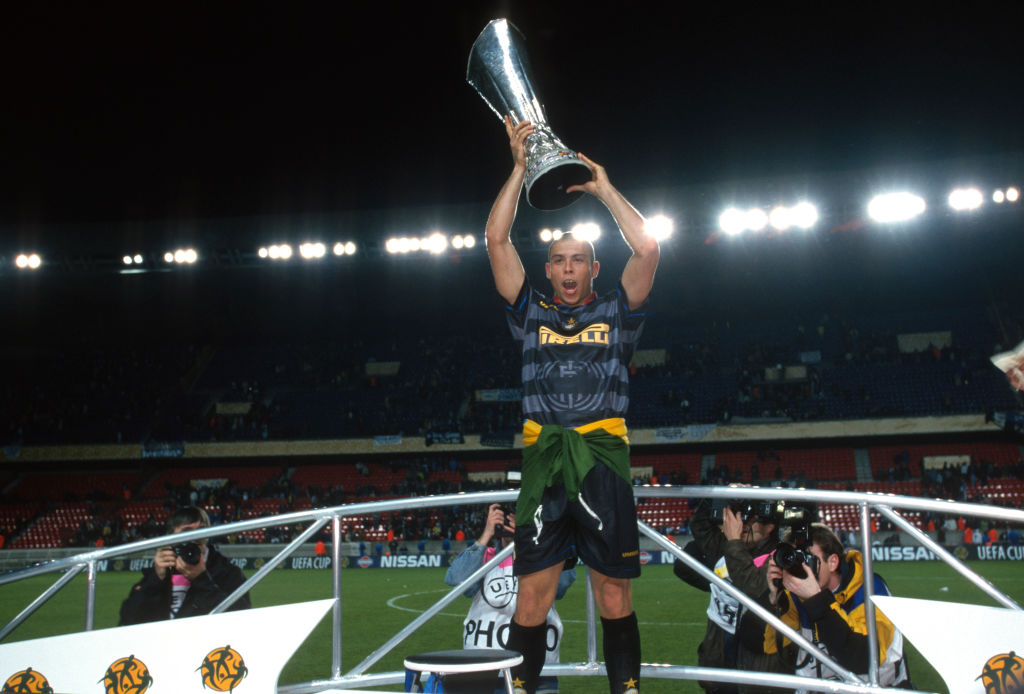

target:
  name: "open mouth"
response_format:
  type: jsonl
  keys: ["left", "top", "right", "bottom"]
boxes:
{"left": 562, "top": 280, "right": 578, "bottom": 292}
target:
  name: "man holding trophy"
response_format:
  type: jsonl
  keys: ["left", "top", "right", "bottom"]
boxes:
{"left": 472, "top": 19, "right": 660, "bottom": 694}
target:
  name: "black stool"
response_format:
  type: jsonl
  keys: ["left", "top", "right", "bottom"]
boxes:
{"left": 403, "top": 649, "right": 524, "bottom": 694}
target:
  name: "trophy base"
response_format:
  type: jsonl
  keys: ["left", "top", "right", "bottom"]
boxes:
{"left": 526, "top": 159, "right": 592, "bottom": 211}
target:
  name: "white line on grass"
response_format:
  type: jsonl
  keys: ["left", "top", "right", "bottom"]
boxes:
{"left": 386, "top": 590, "right": 704, "bottom": 626}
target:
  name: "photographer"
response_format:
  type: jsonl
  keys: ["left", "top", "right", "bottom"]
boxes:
{"left": 441, "top": 504, "right": 576, "bottom": 694}
{"left": 674, "top": 495, "right": 791, "bottom": 694}
{"left": 119, "top": 506, "right": 250, "bottom": 625}
{"left": 764, "top": 523, "right": 911, "bottom": 692}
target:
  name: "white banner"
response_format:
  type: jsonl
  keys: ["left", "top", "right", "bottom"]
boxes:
{"left": 0, "top": 599, "right": 334, "bottom": 693}
{"left": 873, "top": 596, "right": 1024, "bottom": 694}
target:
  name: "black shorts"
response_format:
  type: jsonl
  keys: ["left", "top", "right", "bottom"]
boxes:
{"left": 513, "top": 462, "right": 640, "bottom": 579}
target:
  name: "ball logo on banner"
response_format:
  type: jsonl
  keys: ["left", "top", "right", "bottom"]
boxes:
{"left": 2, "top": 667, "right": 54, "bottom": 693}
{"left": 977, "top": 651, "right": 1024, "bottom": 694}
{"left": 100, "top": 655, "right": 152, "bottom": 694}
{"left": 357, "top": 555, "right": 372, "bottom": 568}
{"left": 197, "top": 645, "right": 248, "bottom": 692}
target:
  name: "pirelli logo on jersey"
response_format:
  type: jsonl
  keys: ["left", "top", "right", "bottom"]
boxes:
{"left": 539, "top": 323, "right": 610, "bottom": 346}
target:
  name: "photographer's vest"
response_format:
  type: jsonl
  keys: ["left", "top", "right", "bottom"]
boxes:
{"left": 462, "top": 547, "right": 563, "bottom": 664}
{"left": 706, "top": 550, "right": 773, "bottom": 634}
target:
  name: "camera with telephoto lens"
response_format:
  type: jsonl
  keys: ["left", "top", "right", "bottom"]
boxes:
{"left": 173, "top": 542, "right": 202, "bottom": 566}
{"left": 709, "top": 498, "right": 781, "bottom": 525}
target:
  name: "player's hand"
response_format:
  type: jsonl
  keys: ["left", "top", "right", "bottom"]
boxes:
{"left": 152, "top": 546, "right": 177, "bottom": 580}
{"left": 782, "top": 563, "right": 821, "bottom": 600}
{"left": 722, "top": 507, "right": 745, "bottom": 541}
{"left": 505, "top": 116, "right": 534, "bottom": 170}
{"left": 566, "top": 152, "right": 609, "bottom": 196}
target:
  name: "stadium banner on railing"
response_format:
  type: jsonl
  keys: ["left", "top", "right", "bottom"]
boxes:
{"left": 475, "top": 388, "right": 522, "bottom": 402}
{"left": 652, "top": 424, "right": 717, "bottom": 443}
{"left": 365, "top": 360, "right": 401, "bottom": 376}
{"left": 425, "top": 431, "right": 464, "bottom": 446}
{"left": 480, "top": 431, "right": 515, "bottom": 448}
{"left": 373, "top": 434, "right": 402, "bottom": 446}
{"left": 897, "top": 330, "right": 952, "bottom": 353}
{"left": 141, "top": 440, "right": 185, "bottom": 459}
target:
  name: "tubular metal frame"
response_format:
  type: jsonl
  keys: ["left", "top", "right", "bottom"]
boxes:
{"left": 2, "top": 485, "right": 1022, "bottom": 693}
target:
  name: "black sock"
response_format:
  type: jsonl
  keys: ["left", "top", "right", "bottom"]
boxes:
{"left": 602, "top": 612, "right": 641, "bottom": 693}
{"left": 506, "top": 619, "right": 547, "bottom": 694}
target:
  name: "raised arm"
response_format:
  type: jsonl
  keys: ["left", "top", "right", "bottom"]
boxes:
{"left": 567, "top": 153, "right": 660, "bottom": 309}
{"left": 485, "top": 116, "right": 532, "bottom": 305}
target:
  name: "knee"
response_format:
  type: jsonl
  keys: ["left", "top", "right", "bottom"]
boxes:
{"left": 594, "top": 579, "right": 632, "bottom": 619}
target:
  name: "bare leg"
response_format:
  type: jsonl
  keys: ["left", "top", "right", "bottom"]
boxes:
{"left": 508, "top": 564, "right": 562, "bottom": 693}
{"left": 591, "top": 570, "right": 640, "bottom": 693}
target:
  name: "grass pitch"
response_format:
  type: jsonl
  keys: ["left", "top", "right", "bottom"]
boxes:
{"left": 2, "top": 561, "right": 1023, "bottom": 692}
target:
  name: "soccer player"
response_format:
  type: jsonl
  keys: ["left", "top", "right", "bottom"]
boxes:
{"left": 485, "top": 116, "right": 660, "bottom": 694}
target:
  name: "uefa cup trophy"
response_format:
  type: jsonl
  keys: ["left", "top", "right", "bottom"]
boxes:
{"left": 467, "top": 19, "right": 592, "bottom": 211}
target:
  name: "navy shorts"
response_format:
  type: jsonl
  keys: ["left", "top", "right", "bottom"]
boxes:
{"left": 513, "top": 462, "right": 640, "bottom": 579}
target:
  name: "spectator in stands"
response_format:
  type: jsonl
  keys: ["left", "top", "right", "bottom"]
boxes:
{"left": 674, "top": 497, "right": 789, "bottom": 693}
{"left": 119, "top": 506, "right": 249, "bottom": 624}
{"left": 442, "top": 504, "right": 576, "bottom": 694}
{"left": 763, "top": 522, "right": 912, "bottom": 691}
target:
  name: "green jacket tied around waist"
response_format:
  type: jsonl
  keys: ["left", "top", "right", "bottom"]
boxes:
{"left": 517, "top": 424, "right": 632, "bottom": 524}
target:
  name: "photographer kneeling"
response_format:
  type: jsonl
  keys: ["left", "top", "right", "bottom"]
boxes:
{"left": 763, "top": 522, "right": 912, "bottom": 692}
{"left": 120, "top": 506, "right": 250, "bottom": 624}
{"left": 674, "top": 495, "right": 792, "bottom": 694}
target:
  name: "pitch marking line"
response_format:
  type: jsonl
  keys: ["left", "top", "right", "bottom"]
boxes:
{"left": 387, "top": 589, "right": 704, "bottom": 626}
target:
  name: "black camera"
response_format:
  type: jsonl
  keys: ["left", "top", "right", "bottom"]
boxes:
{"left": 773, "top": 541, "right": 820, "bottom": 581}
{"left": 710, "top": 498, "right": 781, "bottom": 524}
{"left": 173, "top": 542, "right": 202, "bottom": 566}
{"left": 492, "top": 506, "right": 513, "bottom": 541}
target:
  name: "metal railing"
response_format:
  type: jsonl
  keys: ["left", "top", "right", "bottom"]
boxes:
{"left": 2, "top": 485, "right": 1022, "bottom": 692}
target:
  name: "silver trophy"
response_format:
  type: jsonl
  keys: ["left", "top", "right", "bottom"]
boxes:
{"left": 467, "top": 19, "right": 591, "bottom": 211}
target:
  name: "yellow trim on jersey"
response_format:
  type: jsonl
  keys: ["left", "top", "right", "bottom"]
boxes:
{"left": 522, "top": 417, "right": 628, "bottom": 446}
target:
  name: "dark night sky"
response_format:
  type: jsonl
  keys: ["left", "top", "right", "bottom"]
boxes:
{"left": 2, "top": 2, "right": 1024, "bottom": 348}
{"left": 2, "top": 2, "right": 1022, "bottom": 241}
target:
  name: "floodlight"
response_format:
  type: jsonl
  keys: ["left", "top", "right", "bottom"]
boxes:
{"left": 452, "top": 236, "right": 464, "bottom": 249}
{"left": 123, "top": 255, "right": 133, "bottom": 265}
{"left": 344, "top": 241, "right": 356, "bottom": 255}
{"left": 385, "top": 238, "right": 399, "bottom": 254}
{"left": 299, "top": 242, "right": 326, "bottom": 259}
{"left": 993, "top": 190, "right": 1006, "bottom": 204}
{"left": 174, "top": 249, "right": 185, "bottom": 263}
{"left": 278, "top": 244, "right": 292, "bottom": 259}
{"left": 426, "top": 232, "right": 448, "bottom": 254}
{"left": 398, "top": 238, "right": 412, "bottom": 253}
{"left": 463, "top": 235, "right": 475, "bottom": 248}
{"left": 768, "top": 206, "right": 792, "bottom": 231}
{"left": 645, "top": 214, "right": 674, "bottom": 241}
{"left": 570, "top": 222, "right": 601, "bottom": 242}
{"left": 1008, "top": 187, "right": 1020, "bottom": 203}
{"left": 183, "top": 249, "right": 198, "bottom": 264}
{"left": 539, "top": 228, "right": 553, "bottom": 243}
{"left": 718, "top": 208, "right": 745, "bottom": 236}
{"left": 867, "top": 192, "right": 926, "bottom": 223}
{"left": 792, "top": 202, "right": 819, "bottom": 229}
{"left": 552, "top": 229, "right": 563, "bottom": 240}
{"left": 948, "top": 188, "right": 983, "bottom": 211}
{"left": 745, "top": 208, "right": 768, "bottom": 232}
{"left": 164, "top": 252, "right": 174, "bottom": 263}
{"left": 133, "top": 254, "right": 143, "bottom": 264}
{"left": 259, "top": 247, "right": 269, "bottom": 258}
